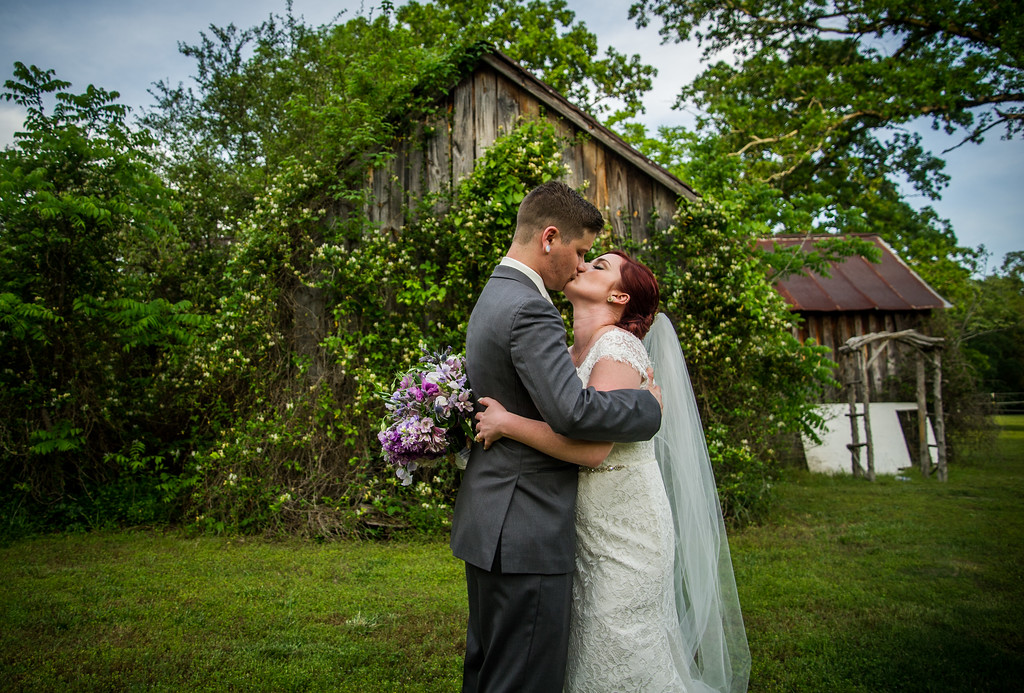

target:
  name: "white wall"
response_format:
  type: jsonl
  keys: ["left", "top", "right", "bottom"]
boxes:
{"left": 802, "top": 403, "right": 937, "bottom": 476}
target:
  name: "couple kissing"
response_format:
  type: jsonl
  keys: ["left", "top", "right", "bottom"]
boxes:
{"left": 451, "top": 181, "right": 749, "bottom": 693}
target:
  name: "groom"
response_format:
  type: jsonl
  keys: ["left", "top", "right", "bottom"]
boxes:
{"left": 451, "top": 181, "right": 663, "bottom": 692}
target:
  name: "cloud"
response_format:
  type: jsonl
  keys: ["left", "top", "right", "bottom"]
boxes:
{"left": 0, "top": 105, "right": 26, "bottom": 149}
{"left": 568, "top": 1, "right": 707, "bottom": 131}
{"left": 0, "top": 0, "right": 349, "bottom": 115}
{"left": 924, "top": 133, "right": 1024, "bottom": 261}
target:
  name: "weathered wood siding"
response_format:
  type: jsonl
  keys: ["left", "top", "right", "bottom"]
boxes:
{"left": 367, "top": 58, "right": 689, "bottom": 240}
{"left": 794, "top": 310, "right": 929, "bottom": 400}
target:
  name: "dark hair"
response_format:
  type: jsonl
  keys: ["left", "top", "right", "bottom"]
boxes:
{"left": 514, "top": 181, "right": 604, "bottom": 244}
{"left": 607, "top": 250, "right": 660, "bottom": 339}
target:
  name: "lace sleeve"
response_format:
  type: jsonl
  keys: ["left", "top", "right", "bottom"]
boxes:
{"left": 582, "top": 329, "right": 651, "bottom": 388}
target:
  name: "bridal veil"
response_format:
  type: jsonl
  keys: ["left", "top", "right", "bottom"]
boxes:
{"left": 643, "top": 313, "right": 751, "bottom": 693}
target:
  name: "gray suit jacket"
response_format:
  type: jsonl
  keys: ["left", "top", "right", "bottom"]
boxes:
{"left": 450, "top": 265, "right": 662, "bottom": 574}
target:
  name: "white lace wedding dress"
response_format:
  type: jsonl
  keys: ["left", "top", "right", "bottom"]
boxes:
{"left": 566, "top": 328, "right": 697, "bottom": 692}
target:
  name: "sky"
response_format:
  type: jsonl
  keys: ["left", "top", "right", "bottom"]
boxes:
{"left": 1, "top": 0, "right": 1021, "bottom": 270}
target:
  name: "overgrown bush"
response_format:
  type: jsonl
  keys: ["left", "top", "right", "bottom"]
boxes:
{"left": 0, "top": 64, "right": 204, "bottom": 532}
{"left": 179, "top": 116, "right": 572, "bottom": 536}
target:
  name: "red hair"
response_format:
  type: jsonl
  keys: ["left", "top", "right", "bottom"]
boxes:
{"left": 607, "top": 250, "right": 660, "bottom": 339}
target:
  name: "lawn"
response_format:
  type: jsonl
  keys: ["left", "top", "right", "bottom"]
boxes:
{"left": 732, "top": 415, "right": 1024, "bottom": 691}
{"left": 2, "top": 417, "right": 1022, "bottom": 692}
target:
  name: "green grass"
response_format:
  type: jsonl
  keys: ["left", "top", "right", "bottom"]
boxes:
{"left": 0, "top": 536, "right": 467, "bottom": 691}
{"left": 735, "top": 414, "right": 1024, "bottom": 692}
{"left": 2, "top": 417, "right": 1023, "bottom": 692}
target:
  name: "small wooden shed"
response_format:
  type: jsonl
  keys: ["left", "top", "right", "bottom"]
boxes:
{"left": 366, "top": 48, "right": 698, "bottom": 239}
{"left": 760, "top": 234, "right": 952, "bottom": 399}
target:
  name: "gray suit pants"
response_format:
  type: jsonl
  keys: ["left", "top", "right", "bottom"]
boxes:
{"left": 462, "top": 553, "right": 572, "bottom": 693}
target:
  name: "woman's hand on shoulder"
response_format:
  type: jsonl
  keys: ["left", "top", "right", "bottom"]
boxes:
{"left": 646, "top": 369, "right": 663, "bottom": 410}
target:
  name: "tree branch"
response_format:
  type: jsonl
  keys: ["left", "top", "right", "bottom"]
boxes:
{"left": 942, "top": 111, "right": 1022, "bottom": 153}
{"left": 725, "top": 2, "right": 999, "bottom": 46}
{"left": 759, "top": 134, "right": 826, "bottom": 184}
{"left": 746, "top": 109, "right": 883, "bottom": 184}
{"left": 921, "top": 93, "right": 1024, "bottom": 114}
{"left": 890, "top": 16, "right": 999, "bottom": 47}
{"left": 729, "top": 129, "right": 799, "bottom": 156}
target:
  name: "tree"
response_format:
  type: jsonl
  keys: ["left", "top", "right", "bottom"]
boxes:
{"left": 143, "top": 0, "right": 655, "bottom": 373}
{"left": 628, "top": 0, "right": 1021, "bottom": 263}
{"left": 395, "top": 0, "right": 656, "bottom": 118}
{"left": 956, "top": 252, "right": 1024, "bottom": 395}
{"left": 145, "top": 0, "right": 658, "bottom": 234}
{"left": 0, "top": 64, "right": 201, "bottom": 529}
{"left": 631, "top": 0, "right": 1022, "bottom": 151}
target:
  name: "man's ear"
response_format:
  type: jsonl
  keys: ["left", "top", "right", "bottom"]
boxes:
{"left": 541, "top": 226, "right": 559, "bottom": 250}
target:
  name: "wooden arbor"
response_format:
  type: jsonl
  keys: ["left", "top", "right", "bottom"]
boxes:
{"left": 838, "top": 330, "right": 947, "bottom": 481}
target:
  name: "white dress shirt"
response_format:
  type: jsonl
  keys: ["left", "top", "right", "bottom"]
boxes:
{"left": 499, "top": 256, "right": 553, "bottom": 304}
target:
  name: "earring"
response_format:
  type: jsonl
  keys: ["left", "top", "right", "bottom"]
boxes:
{"left": 607, "top": 296, "right": 615, "bottom": 303}
{"left": 545, "top": 244, "right": 551, "bottom": 253}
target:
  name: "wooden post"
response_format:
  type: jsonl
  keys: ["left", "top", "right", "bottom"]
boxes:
{"left": 860, "top": 345, "right": 876, "bottom": 481}
{"left": 916, "top": 350, "right": 930, "bottom": 478}
{"left": 845, "top": 351, "right": 865, "bottom": 478}
{"left": 933, "top": 350, "right": 948, "bottom": 482}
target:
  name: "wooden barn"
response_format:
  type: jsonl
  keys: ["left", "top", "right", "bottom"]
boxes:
{"left": 290, "top": 48, "right": 698, "bottom": 379}
{"left": 760, "top": 234, "right": 951, "bottom": 400}
{"left": 365, "top": 48, "right": 698, "bottom": 239}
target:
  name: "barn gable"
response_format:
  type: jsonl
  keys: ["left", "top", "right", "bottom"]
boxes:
{"left": 366, "top": 47, "right": 697, "bottom": 240}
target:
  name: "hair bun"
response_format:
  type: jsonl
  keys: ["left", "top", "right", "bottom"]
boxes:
{"left": 619, "top": 314, "right": 655, "bottom": 340}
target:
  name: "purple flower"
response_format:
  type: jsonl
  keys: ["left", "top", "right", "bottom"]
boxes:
{"left": 376, "top": 346, "right": 475, "bottom": 484}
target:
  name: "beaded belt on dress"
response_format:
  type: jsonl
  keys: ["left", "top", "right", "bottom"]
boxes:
{"left": 582, "top": 465, "right": 626, "bottom": 473}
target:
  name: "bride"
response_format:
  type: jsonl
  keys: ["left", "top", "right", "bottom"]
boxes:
{"left": 473, "top": 250, "right": 750, "bottom": 692}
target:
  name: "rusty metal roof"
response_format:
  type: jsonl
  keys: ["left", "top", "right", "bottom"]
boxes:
{"left": 758, "top": 235, "right": 952, "bottom": 312}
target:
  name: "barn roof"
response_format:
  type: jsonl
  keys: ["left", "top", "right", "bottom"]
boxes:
{"left": 476, "top": 50, "right": 698, "bottom": 201}
{"left": 758, "top": 235, "right": 952, "bottom": 312}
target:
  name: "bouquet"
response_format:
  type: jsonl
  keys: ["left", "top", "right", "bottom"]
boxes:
{"left": 377, "top": 348, "right": 475, "bottom": 485}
